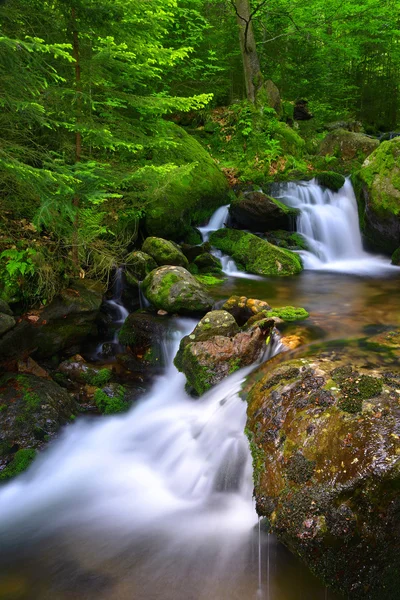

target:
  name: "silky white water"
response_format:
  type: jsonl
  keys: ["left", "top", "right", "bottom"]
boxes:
{"left": 200, "top": 205, "right": 263, "bottom": 280}
{"left": 276, "top": 179, "right": 398, "bottom": 276}
{"left": 0, "top": 318, "right": 286, "bottom": 598}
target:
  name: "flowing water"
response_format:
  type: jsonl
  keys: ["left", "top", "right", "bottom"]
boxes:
{"left": 1, "top": 180, "right": 399, "bottom": 599}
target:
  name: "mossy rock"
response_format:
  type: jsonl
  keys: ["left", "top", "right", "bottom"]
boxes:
{"left": 0, "top": 373, "right": 77, "bottom": 473}
{"left": 315, "top": 171, "right": 345, "bottom": 192}
{"left": 319, "top": 128, "right": 379, "bottom": 164}
{"left": 392, "top": 247, "right": 400, "bottom": 265}
{"left": 0, "top": 313, "right": 15, "bottom": 337}
{"left": 193, "top": 252, "right": 222, "bottom": 273}
{"left": 126, "top": 251, "right": 157, "bottom": 280}
{"left": 142, "top": 266, "right": 213, "bottom": 314}
{"left": 268, "top": 306, "right": 309, "bottom": 322}
{"left": 354, "top": 138, "right": 400, "bottom": 253}
{"left": 209, "top": 229, "right": 302, "bottom": 277}
{"left": 244, "top": 343, "right": 400, "bottom": 599}
{"left": 142, "top": 237, "right": 189, "bottom": 268}
{"left": 230, "top": 191, "right": 299, "bottom": 232}
{"left": 174, "top": 310, "right": 272, "bottom": 396}
{"left": 94, "top": 384, "right": 129, "bottom": 415}
{"left": 264, "top": 230, "right": 308, "bottom": 251}
{"left": 0, "top": 448, "right": 37, "bottom": 481}
{"left": 141, "top": 122, "right": 230, "bottom": 240}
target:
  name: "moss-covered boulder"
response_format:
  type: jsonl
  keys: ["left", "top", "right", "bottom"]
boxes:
{"left": 319, "top": 129, "right": 378, "bottom": 164}
{"left": 175, "top": 310, "right": 273, "bottom": 396}
{"left": 126, "top": 251, "right": 157, "bottom": 281}
{"left": 142, "top": 237, "right": 189, "bottom": 268}
{"left": 392, "top": 247, "right": 400, "bottom": 265}
{"left": 245, "top": 343, "right": 400, "bottom": 599}
{"left": 0, "top": 373, "right": 77, "bottom": 478}
{"left": 58, "top": 355, "right": 113, "bottom": 386}
{"left": 230, "top": 191, "right": 299, "bottom": 232}
{"left": 264, "top": 230, "right": 308, "bottom": 251}
{"left": 117, "top": 311, "right": 167, "bottom": 370}
{"left": 193, "top": 252, "right": 222, "bottom": 273}
{"left": 140, "top": 122, "right": 230, "bottom": 240}
{"left": 315, "top": 171, "right": 346, "bottom": 192}
{"left": 0, "top": 279, "right": 104, "bottom": 362}
{"left": 142, "top": 266, "right": 213, "bottom": 314}
{"left": 354, "top": 139, "right": 400, "bottom": 253}
{"left": 209, "top": 229, "right": 303, "bottom": 277}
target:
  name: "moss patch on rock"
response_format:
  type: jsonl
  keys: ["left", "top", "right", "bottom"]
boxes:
{"left": 315, "top": 171, "right": 345, "bottom": 192}
{"left": 209, "top": 228, "right": 302, "bottom": 277}
{"left": 142, "top": 237, "right": 189, "bottom": 268}
{"left": 0, "top": 448, "right": 37, "bottom": 481}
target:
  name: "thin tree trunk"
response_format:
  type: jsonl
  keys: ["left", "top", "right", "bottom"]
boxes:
{"left": 71, "top": 6, "right": 81, "bottom": 268}
{"left": 233, "top": 0, "right": 264, "bottom": 103}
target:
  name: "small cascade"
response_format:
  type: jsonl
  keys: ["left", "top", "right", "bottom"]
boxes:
{"left": 199, "top": 204, "right": 230, "bottom": 241}
{"left": 200, "top": 205, "right": 263, "bottom": 280}
{"left": 276, "top": 178, "right": 398, "bottom": 276}
{"left": 95, "top": 267, "right": 129, "bottom": 358}
{"left": 0, "top": 321, "right": 285, "bottom": 599}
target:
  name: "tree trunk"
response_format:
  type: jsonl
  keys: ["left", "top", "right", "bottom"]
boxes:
{"left": 234, "top": 0, "right": 264, "bottom": 103}
{"left": 71, "top": 6, "right": 81, "bottom": 268}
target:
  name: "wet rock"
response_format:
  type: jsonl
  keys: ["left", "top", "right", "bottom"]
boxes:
{"left": 17, "top": 357, "right": 49, "bottom": 379}
{"left": 245, "top": 344, "right": 400, "bottom": 599}
{"left": 193, "top": 252, "right": 222, "bottom": 273}
{"left": 126, "top": 251, "right": 157, "bottom": 281}
{"left": 315, "top": 171, "right": 345, "bottom": 192}
{"left": 264, "top": 230, "right": 308, "bottom": 251}
{"left": 118, "top": 311, "right": 166, "bottom": 368}
{"left": 142, "top": 266, "right": 213, "bottom": 314}
{"left": 0, "top": 373, "right": 77, "bottom": 472}
{"left": 58, "top": 355, "right": 113, "bottom": 386}
{"left": 174, "top": 310, "right": 273, "bottom": 396}
{"left": 354, "top": 138, "right": 400, "bottom": 253}
{"left": 0, "top": 279, "right": 104, "bottom": 361}
{"left": 230, "top": 191, "right": 298, "bottom": 232}
{"left": 222, "top": 296, "right": 271, "bottom": 326}
{"left": 142, "top": 237, "right": 189, "bottom": 268}
{"left": 209, "top": 229, "right": 302, "bottom": 277}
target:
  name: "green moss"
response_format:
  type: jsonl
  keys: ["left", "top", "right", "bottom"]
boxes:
{"left": 391, "top": 247, "right": 400, "bottom": 265}
{"left": 94, "top": 386, "right": 127, "bottom": 415}
{"left": 315, "top": 171, "right": 346, "bottom": 192}
{"left": 0, "top": 449, "right": 37, "bottom": 481}
{"left": 269, "top": 306, "right": 309, "bottom": 321}
{"left": 23, "top": 391, "right": 41, "bottom": 410}
{"left": 209, "top": 229, "right": 302, "bottom": 277}
{"left": 195, "top": 274, "right": 224, "bottom": 286}
{"left": 245, "top": 428, "right": 267, "bottom": 486}
{"left": 84, "top": 368, "right": 112, "bottom": 387}
{"left": 338, "top": 375, "right": 383, "bottom": 414}
{"left": 174, "top": 344, "right": 214, "bottom": 396}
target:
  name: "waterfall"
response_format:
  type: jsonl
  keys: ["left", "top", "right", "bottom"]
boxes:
{"left": 0, "top": 320, "right": 284, "bottom": 598}
{"left": 277, "top": 178, "right": 398, "bottom": 276}
{"left": 200, "top": 205, "right": 263, "bottom": 280}
{"left": 95, "top": 267, "right": 129, "bottom": 358}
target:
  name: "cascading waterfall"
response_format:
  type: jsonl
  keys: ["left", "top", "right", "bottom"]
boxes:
{"left": 0, "top": 319, "right": 285, "bottom": 599}
{"left": 95, "top": 267, "right": 129, "bottom": 358}
{"left": 276, "top": 178, "right": 398, "bottom": 275}
{"left": 200, "top": 205, "right": 262, "bottom": 280}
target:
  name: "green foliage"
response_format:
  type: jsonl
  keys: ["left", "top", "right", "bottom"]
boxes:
{"left": 84, "top": 368, "right": 112, "bottom": 387}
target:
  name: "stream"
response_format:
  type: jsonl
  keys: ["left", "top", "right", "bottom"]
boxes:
{"left": 0, "top": 179, "right": 399, "bottom": 599}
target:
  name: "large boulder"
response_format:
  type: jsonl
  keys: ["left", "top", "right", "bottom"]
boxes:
{"left": 0, "top": 279, "right": 104, "bottom": 361}
{"left": 118, "top": 311, "right": 167, "bottom": 370}
{"left": 138, "top": 122, "right": 230, "bottom": 240}
{"left": 209, "top": 229, "right": 303, "bottom": 277}
{"left": 142, "top": 237, "right": 189, "bottom": 268}
{"left": 142, "top": 266, "right": 213, "bottom": 314}
{"left": 0, "top": 373, "right": 77, "bottom": 475}
{"left": 230, "top": 191, "right": 298, "bottom": 232}
{"left": 175, "top": 310, "right": 273, "bottom": 395}
{"left": 319, "top": 128, "right": 379, "bottom": 163}
{"left": 354, "top": 139, "right": 400, "bottom": 253}
{"left": 245, "top": 342, "right": 400, "bottom": 599}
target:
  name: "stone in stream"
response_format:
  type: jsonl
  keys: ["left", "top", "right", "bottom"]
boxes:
{"left": 0, "top": 373, "right": 78, "bottom": 479}
{"left": 319, "top": 128, "right": 379, "bottom": 163}
{"left": 142, "top": 237, "right": 189, "bottom": 268}
{"left": 209, "top": 228, "right": 303, "bottom": 277}
{"left": 142, "top": 266, "right": 213, "bottom": 314}
{"left": 229, "top": 191, "right": 299, "bottom": 232}
{"left": 174, "top": 309, "right": 274, "bottom": 396}
{"left": 244, "top": 342, "right": 400, "bottom": 599}
{"left": 126, "top": 250, "right": 157, "bottom": 281}
{"left": 0, "top": 279, "right": 104, "bottom": 362}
